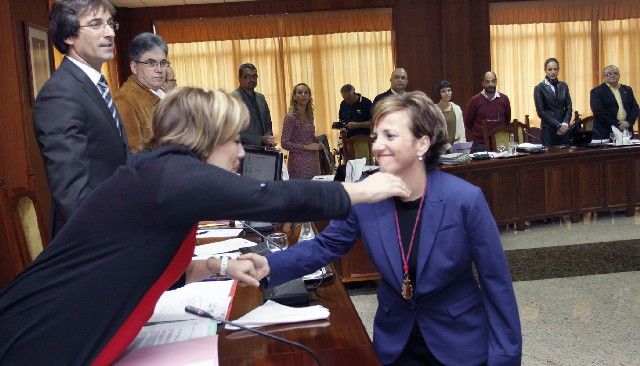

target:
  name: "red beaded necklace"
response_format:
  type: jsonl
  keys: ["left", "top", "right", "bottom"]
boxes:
{"left": 392, "top": 181, "right": 427, "bottom": 300}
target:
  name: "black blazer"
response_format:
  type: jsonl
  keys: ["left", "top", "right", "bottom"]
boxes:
{"left": 533, "top": 80, "right": 572, "bottom": 130}
{"left": 33, "top": 57, "right": 129, "bottom": 236}
{"left": 590, "top": 83, "right": 639, "bottom": 139}
{"left": 373, "top": 88, "right": 394, "bottom": 107}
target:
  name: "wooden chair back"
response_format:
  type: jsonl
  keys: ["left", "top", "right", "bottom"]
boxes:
{"left": 343, "top": 135, "right": 373, "bottom": 164}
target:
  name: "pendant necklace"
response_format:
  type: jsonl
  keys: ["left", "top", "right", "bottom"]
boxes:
{"left": 393, "top": 182, "right": 427, "bottom": 301}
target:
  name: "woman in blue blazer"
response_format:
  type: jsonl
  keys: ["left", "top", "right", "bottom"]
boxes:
{"left": 244, "top": 91, "right": 522, "bottom": 365}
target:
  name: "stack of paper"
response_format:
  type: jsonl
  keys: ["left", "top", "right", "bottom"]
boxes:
{"left": 225, "top": 300, "right": 330, "bottom": 330}
{"left": 193, "top": 238, "right": 256, "bottom": 259}
{"left": 150, "top": 281, "right": 235, "bottom": 323}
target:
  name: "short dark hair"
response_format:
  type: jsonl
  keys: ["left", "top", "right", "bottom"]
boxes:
{"left": 340, "top": 84, "right": 355, "bottom": 94}
{"left": 434, "top": 80, "right": 452, "bottom": 100}
{"left": 372, "top": 91, "right": 448, "bottom": 169}
{"left": 238, "top": 63, "right": 256, "bottom": 78}
{"left": 483, "top": 71, "right": 497, "bottom": 80}
{"left": 544, "top": 57, "right": 559, "bottom": 69}
{"left": 129, "top": 32, "right": 168, "bottom": 61}
{"left": 49, "top": 0, "right": 116, "bottom": 54}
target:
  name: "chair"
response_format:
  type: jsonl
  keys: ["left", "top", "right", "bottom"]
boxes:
{"left": 9, "top": 188, "right": 48, "bottom": 265}
{"left": 316, "top": 134, "right": 336, "bottom": 175}
{"left": 482, "top": 119, "right": 528, "bottom": 152}
{"left": 343, "top": 135, "right": 373, "bottom": 164}
{"left": 511, "top": 116, "right": 531, "bottom": 143}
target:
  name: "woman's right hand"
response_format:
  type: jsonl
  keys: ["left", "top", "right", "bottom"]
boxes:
{"left": 341, "top": 172, "right": 410, "bottom": 204}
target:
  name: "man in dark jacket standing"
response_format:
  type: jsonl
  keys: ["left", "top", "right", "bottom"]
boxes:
{"left": 590, "top": 65, "right": 639, "bottom": 140}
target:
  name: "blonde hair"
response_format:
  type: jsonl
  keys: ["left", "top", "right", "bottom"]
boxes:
{"left": 145, "top": 87, "right": 249, "bottom": 160}
{"left": 372, "top": 91, "right": 448, "bottom": 168}
{"left": 288, "top": 83, "right": 314, "bottom": 121}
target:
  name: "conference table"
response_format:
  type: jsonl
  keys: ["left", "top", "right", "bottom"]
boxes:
{"left": 217, "top": 269, "right": 380, "bottom": 365}
{"left": 330, "top": 144, "right": 640, "bottom": 283}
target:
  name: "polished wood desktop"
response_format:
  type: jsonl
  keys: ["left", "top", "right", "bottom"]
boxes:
{"left": 218, "top": 271, "right": 380, "bottom": 365}
{"left": 329, "top": 144, "right": 640, "bottom": 282}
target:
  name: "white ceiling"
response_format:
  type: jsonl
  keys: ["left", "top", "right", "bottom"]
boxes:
{"left": 111, "top": 0, "right": 254, "bottom": 8}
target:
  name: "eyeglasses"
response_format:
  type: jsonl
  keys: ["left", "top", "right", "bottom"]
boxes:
{"left": 79, "top": 21, "right": 119, "bottom": 31}
{"left": 604, "top": 72, "right": 620, "bottom": 77}
{"left": 136, "top": 59, "right": 171, "bottom": 70}
{"left": 242, "top": 74, "right": 259, "bottom": 80}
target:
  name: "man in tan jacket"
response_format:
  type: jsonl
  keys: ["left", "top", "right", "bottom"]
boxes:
{"left": 114, "top": 32, "right": 169, "bottom": 152}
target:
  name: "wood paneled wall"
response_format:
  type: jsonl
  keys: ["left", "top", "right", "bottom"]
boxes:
{"left": 115, "top": 0, "right": 490, "bottom": 109}
{"left": 0, "top": 0, "right": 50, "bottom": 286}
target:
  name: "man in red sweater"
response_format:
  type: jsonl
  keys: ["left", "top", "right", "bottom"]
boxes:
{"left": 465, "top": 71, "right": 511, "bottom": 152}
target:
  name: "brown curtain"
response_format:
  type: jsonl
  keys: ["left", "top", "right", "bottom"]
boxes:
{"left": 156, "top": 9, "right": 393, "bottom": 149}
{"left": 490, "top": 0, "right": 640, "bottom": 131}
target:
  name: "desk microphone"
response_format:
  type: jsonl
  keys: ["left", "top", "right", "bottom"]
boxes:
{"left": 185, "top": 305, "right": 323, "bottom": 366}
{"left": 238, "top": 221, "right": 284, "bottom": 250}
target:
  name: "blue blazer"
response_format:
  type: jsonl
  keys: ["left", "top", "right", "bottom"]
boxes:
{"left": 268, "top": 169, "right": 522, "bottom": 365}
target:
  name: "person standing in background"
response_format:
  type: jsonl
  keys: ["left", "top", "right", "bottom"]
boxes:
{"left": 435, "top": 80, "right": 466, "bottom": 146}
{"left": 114, "top": 32, "right": 170, "bottom": 152}
{"left": 373, "top": 68, "right": 409, "bottom": 107}
{"left": 161, "top": 65, "right": 177, "bottom": 93}
{"left": 533, "top": 58, "right": 572, "bottom": 146}
{"left": 33, "top": 0, "right": 129, "bottom": 237}
{"left": 282, "top": 83, "right": 322, "bottom": 180}
{"left": 590, "top": 65, "right": 639, "bottom": 140}
{"left": 233, "top": 63, "right": 276, "bottom": 147}
{"left": 464, "top": 71, "right": 511, "bottom": 152}
{"left": 339, "top": 84, "right": 373, "bottom": 138}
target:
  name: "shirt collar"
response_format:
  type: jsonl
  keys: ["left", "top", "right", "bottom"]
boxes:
{"left": 152, "top": 88, "right": 166, "bottom": 99}
{"left": 606, "top": 82, "right": 620, "bottom": 90}
{"left": 66, "top": 55, "right": 102, "bottom": 85}
{"left": 480, "top": 89, "right": 501, "bottom": 101}
{"left": 391, "top": 88, "right": 405, "bottom": 96}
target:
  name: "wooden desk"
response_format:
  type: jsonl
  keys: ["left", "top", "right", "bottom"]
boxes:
{"left": 329, "top": 145, "right": 640, "bottom": 282}
{"left": 218, "top": 274, "right": 380, "bottom": 365}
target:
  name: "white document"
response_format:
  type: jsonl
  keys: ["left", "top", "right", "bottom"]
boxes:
{"left": 196, "top": 228, "right": 243, "bottom": 239}
{"left": 128, "top": 319, "right": 217, "bottom": 349}
{"left": 194, "top": 238, "right": 256, "bottom": 257}
{"left": 225, "top": 300, "right": 330, "bottom": 330}
{"left": 149, "top": 281, "right": 234, "bottom": 323}
{"left": 116, "top": 335, "right": 218, "bottom": 366}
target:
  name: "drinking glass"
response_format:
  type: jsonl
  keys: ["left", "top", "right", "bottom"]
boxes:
{"left": 266, "top": 232, "right": 289, "bottom": 251}
{"left": 497, "top": 144, "right": 506, "bottom": 154}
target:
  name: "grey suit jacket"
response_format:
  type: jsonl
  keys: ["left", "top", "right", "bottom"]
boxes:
{"left": 33, "top": 57, "right": 129, "bottom": 236}
{"left": 233, "top": 87, "right": 273, "bottom": 146}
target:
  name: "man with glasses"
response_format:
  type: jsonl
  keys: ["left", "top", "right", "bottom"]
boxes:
{"left": 33, "top": 0, "right": 129, "bottom": 237}
{"left": 114, "top": 32, "right": 170, "bottom": 152}
{"left": 590, "top": 65, "right": 639, "bottom": 140}
{"left": 233, "top": 63, "right": 276, "bottom": 147}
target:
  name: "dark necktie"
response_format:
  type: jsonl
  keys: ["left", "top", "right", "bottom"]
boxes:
{"left": 97, "top": 76, "right": 123, "bottom": 138}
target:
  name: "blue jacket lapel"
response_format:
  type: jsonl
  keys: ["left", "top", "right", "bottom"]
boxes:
{"left": 375, "top": 199, "right": 404, "bottom": 289}
{"left": 416, "top": 170, "right": 445, "bottom": 284}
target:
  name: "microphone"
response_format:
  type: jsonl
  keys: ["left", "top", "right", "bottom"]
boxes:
{"left": 185, "top": 305, "right": 323, "bottom": 366}
{"left": 238, "top": 220, "right": 284, "bottom": 250}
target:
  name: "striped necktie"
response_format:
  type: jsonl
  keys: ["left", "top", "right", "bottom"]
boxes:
{"left": 97, "top": 76, "right": 123, "bottom": 137}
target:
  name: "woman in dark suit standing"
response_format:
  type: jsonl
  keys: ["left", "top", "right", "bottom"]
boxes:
{"left": 0, "top": 87, "right": 409, "bottom": 365}
{"left": 533, "top": 57, "right": 573, "bottom": 146}
{"left": 243, "top": 92, "right": 522, "bottom": 365}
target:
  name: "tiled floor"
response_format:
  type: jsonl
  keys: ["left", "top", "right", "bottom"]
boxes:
{"left": 348, "top": 209, "right": 640, "bottom": 365}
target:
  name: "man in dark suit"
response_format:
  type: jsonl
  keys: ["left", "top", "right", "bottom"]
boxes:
{"left": 590, "top": 65, "right": 639, "bottom": 140}
{"left": 373, "top": 68, "right": 408, "bottom": 107}
{"left": 232, "top": 63, "right": 276, "bottom": 147}
{"left": 34, "top": 0, "right": 129, "bottom": 237}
